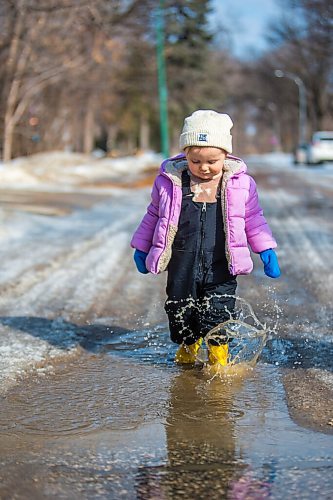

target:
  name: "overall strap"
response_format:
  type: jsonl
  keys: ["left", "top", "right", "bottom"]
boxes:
{"left": 181, "top": 170, "right": 193, "bottom": 196}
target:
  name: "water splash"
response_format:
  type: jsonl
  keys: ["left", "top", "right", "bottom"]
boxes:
{"left": 206, "top": 297, "right": 270, "bottom": 361}
{"left": 194, "top": 295, "right": 275, "bottom": 379}
{"left": 97, "top": 295, "right": 276, "bottom": 377}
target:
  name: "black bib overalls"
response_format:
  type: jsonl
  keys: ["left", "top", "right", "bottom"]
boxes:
{"left": 165, "top": 170, "right": 237, "bottom": 345}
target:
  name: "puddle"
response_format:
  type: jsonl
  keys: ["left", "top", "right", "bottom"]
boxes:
{"left": 1, "top": 319, "right": 333, "bottom": 499}
{"left": 0, "top": 353, "right": 171, "bottom": 437}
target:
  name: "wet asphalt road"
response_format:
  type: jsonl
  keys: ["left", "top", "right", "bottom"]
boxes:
{"left": 0, "top": 160, "right": 332, "bottom": 499}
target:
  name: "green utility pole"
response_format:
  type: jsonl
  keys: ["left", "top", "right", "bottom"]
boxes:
{"left": 156, "top": 0, "right": 169, "bottom": 157}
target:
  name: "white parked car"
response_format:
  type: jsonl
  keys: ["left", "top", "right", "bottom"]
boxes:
{"left": 307, "top": 131, "right": 333, "bottom": 164}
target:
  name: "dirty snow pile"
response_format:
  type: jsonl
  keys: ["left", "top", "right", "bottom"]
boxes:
{"left": 246, "top": 151, "right": 333, "bottom": 179}
{"left": 0, "top": 150, "right": 162, "bottom": 190}
{"left": 246, "top": 152, "right": 294, "bottom": 168}
{"left": 0, "top": 318, "right": 83, "bottom": 394}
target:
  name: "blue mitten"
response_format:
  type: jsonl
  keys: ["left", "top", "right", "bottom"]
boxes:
{"left": 259, "top": 249, "right": 281, "bottom": 278}
{"left": 134, "top": 249, "right": 149, "bottom": 274}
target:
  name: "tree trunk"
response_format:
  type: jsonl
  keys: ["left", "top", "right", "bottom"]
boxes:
{"left": 107, "top": 125, "right": 118, "bottom": 154}
{"left": 127, "top": 135, "right": 135, "bottom": 154}
{"left": 311, "top": 91, "right": 325, "bottom": 133}
{"left": 139, "top": 112, "right": 150, "bottom": 151}
{"left": 3, "top": 119, "right": 15, "bottom": 162}
{"left": 83, "top": 99, "right": 95, "bottom": 154}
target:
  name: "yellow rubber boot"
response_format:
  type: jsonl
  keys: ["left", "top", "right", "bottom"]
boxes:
{"left": 175, "top": 338, "right": 203, "bottom": 364}
{"left": 208, "top": 344, "right": 229, "bottom": 366}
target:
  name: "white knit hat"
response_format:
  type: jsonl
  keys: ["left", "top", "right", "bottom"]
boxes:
{"left": 179, "top": 109, "right": 233, "bottom": 153}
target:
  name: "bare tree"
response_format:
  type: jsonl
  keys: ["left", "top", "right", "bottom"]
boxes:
{"left": 1, "top": 0, "right": 91, "bottom": 160}
{"left": 0, "top": 0, "right": 242, "bottom": 159}
{"left": 267, "top": 0, "right": 333, "bottom": 133}
{"left": 0, "top": 0, "right": 154, "bottom": 160}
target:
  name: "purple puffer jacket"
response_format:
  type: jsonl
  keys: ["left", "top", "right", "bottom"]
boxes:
{"left": 131, "top": 153, "right": 277, "bottom": 275}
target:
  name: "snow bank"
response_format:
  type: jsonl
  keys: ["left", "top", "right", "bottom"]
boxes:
{"left": 0, "top": 318, "right": 82, "bottom": 395}
{"left": 246, "top": 151, "right": 333, "bottom": 174}
{"left": 2, "top": 151, "right": 332, "bottom": 192}
{"left": 246, "top": 152, "right": 294, "bottom": 168}
{"left": 0, "top": 150, "right": 162, "bottom": 190}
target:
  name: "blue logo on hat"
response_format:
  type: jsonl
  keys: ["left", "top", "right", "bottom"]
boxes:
{"left": 198, "top": 133, "right": 208, "bottom": 142}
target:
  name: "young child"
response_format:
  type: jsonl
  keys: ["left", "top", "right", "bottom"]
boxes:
{"left": 131, "top": 110, "right": 280, "bottom": 366}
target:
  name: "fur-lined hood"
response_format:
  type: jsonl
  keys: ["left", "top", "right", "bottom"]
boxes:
{"left": 160, "top": 153, "right": 247, "bottom": 188}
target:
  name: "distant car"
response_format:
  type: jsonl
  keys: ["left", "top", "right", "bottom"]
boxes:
{"left": 307, "top": 131, "right": 333, "bottom": 164}
{"left": 293, "top": 143, "right": 308, "bottom": 165}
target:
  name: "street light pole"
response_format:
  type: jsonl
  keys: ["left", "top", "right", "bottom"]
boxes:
{"left": 274, "top": 69, "right": 307, "bottom": 145}
{"left": 156, "top": 0, "right": 169, "bottom": 158}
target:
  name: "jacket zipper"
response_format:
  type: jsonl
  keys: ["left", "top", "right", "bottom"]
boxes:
{"left": 199, "top": 202, "right": 206, "bottom": 275}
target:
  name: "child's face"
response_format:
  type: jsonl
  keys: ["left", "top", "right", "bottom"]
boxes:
{"left": 185, "top": 147, "right": 227, "bottom": 180}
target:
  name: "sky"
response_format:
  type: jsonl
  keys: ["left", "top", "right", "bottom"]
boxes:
{"left": 211, "top": 0, "right": 282, "bottom": 59}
